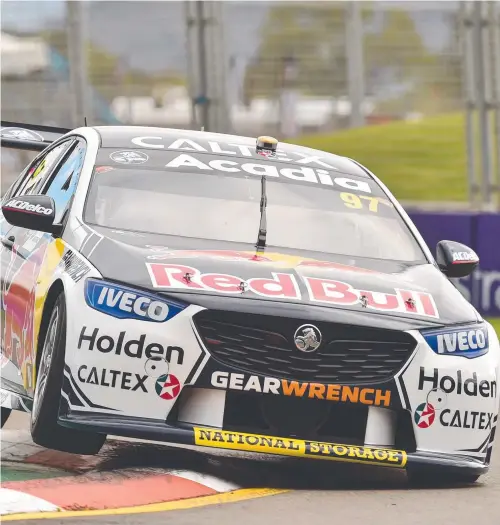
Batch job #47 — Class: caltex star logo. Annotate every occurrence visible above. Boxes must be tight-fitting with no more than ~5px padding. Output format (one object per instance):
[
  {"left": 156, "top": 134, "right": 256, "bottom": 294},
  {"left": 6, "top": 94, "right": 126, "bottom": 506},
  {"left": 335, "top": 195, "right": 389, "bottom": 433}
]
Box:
[
  {"left": 414, "top": 402, "right": 436, "bottom": 428},
  {"left": 155, "top": 374, "right": 181, "bottom": 400}
]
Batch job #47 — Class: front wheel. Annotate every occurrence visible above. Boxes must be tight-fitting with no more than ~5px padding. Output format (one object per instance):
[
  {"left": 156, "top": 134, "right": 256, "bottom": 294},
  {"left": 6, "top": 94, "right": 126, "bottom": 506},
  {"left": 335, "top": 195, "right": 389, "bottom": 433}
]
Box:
[{"left": 30, "top": 293, "right": 106, "bottom": 455}]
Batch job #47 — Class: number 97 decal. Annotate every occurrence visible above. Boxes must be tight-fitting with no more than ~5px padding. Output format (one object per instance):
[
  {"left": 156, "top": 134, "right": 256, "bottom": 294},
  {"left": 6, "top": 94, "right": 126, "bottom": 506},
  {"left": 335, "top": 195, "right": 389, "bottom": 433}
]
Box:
[{"left": 340, "top": 192, "right": 393, "bottom": 213}]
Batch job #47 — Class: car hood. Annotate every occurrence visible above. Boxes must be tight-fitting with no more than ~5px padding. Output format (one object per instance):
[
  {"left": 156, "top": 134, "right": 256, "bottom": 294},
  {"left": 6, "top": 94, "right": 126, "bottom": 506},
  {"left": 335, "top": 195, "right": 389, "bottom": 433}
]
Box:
[{"left": 82, "top": 228, "right": 479, "bottom": 328}]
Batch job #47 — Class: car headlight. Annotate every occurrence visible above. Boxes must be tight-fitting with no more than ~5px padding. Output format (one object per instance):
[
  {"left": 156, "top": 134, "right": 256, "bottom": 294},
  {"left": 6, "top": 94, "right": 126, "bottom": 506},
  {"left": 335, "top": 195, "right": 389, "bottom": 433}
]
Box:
[
  {"left": 420, "top": 322, "right": 489, "bottom": 359},
  {"left": 84, "top": 278, "right": 185, "bottom": 323}
]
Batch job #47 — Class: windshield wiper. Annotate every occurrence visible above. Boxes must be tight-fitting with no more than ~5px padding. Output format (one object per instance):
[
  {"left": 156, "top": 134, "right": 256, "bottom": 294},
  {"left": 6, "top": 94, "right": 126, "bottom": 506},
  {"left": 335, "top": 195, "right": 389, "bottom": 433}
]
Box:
[{"left": 255, "top": 175, "right": 267, "bottom": 252}]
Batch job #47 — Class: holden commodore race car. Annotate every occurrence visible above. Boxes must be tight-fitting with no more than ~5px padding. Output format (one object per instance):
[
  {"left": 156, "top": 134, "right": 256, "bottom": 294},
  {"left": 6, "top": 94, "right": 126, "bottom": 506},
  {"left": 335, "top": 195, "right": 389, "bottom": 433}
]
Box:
[{"left": 1, "top": 121, "right": 499, "bottom": 486}]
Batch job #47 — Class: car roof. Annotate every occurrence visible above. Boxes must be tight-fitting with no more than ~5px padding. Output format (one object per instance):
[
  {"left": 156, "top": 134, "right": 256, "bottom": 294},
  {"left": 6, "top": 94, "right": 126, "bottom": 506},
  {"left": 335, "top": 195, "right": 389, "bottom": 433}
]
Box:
[{"left": 92, "top": 126, "right": 370, "bottom": 178}]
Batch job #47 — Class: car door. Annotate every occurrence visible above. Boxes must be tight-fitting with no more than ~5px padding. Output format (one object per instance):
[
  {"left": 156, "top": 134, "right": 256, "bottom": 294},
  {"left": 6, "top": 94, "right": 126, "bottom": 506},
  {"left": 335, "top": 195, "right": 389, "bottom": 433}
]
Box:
[{"left": 0, "top": 139, "right": 86, "bottom": 395}]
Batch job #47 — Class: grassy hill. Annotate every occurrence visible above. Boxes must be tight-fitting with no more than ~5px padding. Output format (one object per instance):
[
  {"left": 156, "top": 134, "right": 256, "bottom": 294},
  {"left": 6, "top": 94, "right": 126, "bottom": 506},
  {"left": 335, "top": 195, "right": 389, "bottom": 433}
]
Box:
[
  {"left": 296, "top": 116, "right": 500, "bottom": 328},
  {"left": 294, "top": 113, "right": 469, "bottom": 202}
]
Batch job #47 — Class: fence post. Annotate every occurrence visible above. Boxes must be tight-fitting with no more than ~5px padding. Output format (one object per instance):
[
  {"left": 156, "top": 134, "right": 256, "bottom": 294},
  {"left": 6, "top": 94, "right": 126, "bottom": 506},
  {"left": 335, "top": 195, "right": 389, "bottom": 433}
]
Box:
[
  {"left": 490, "top": 0, "right": 500, "bottom": 208},
  {"left": 184, "top": 1, "right": 230, "bottom": 133},
  {"left": 279, "top": 56, "right": 299, "bottom": 138},
  {"left": 345, "top": 2, "right": 365, "bottom": 128},
  {"left": 461, "top": 2, "right": 479, "bottom": 208},
  {"left": 66, "top": 0, "right": 90, "bottom": 128},
  {"left": 471, "top": 1, "right": 495, "bottom": 209}
]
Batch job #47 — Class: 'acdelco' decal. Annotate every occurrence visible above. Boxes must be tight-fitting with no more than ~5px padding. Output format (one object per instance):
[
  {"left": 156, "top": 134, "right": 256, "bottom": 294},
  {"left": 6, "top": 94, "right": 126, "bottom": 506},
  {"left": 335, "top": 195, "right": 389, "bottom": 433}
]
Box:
[
  {"left": 4, "top": 199, "right": 53, "bottom": 215},
  {"left": 452, "top": 251, "right": 478, "bottom": 264},
  {"left": 85, "top": 279, "right": 185, "bottom": 322}
]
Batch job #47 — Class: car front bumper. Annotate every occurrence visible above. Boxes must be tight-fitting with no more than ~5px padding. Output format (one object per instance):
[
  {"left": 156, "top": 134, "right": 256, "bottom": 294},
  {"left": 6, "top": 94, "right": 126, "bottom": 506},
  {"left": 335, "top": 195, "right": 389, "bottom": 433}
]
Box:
[
  {"left": 62, "top": 285, "right": 500, "bottom": 475},
  {"left": 58, "top": 411, "right": 490, "bottom": 477}
]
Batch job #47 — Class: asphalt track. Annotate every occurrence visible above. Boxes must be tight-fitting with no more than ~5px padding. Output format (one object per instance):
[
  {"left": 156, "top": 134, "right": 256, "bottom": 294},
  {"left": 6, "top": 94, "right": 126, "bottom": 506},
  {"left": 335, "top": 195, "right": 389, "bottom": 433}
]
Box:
[{"left": 2, "top": 412, "right": 499, "bottom": 525}]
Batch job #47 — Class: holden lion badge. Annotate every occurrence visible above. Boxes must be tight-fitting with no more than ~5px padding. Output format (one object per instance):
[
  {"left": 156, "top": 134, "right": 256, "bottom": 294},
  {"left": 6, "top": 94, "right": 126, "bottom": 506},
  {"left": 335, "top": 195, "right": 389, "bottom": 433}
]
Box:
[
  {"left": 110, "top": 150, "right": 149, "bottom": 165},
  {"left": 294, "top": 324, "right": 322, "bottom": 352}
]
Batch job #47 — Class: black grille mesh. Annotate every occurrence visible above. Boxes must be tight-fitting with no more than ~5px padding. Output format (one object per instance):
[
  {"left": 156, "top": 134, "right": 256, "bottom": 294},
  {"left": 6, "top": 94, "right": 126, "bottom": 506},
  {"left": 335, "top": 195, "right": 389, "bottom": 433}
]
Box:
[{"left": 194, "top": 310, "right": 417, "bottom": 383}]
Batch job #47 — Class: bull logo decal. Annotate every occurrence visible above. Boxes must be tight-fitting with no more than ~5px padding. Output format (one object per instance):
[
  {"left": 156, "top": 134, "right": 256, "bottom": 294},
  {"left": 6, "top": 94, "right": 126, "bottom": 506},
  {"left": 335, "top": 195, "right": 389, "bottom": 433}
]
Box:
[{"left": 294, "top": 324, "right": 322, "bottom": 353}]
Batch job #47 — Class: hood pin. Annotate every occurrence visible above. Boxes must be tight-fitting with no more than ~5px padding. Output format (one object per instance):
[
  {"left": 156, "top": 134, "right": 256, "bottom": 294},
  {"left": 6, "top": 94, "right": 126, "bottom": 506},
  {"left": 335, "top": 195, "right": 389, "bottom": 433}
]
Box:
[
  {"left": 183, "top": 272, "right": 192, "bottom": 283},
  {"left": 359, "top": 295, "right": 368, "bottom": 308},
  {"left": 405, "top": 298, "right": 416, "bottom": 309},
  {"left": 239, "top": 281, "right": 248, "bottom": 293}
]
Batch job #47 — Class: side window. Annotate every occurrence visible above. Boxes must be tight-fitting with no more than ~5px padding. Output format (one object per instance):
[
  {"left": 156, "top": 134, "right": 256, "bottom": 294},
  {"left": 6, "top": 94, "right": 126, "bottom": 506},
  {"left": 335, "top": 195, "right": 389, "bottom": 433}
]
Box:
[
  {"left": 16, "top": 140, "right": 74, "bottom": 198},
  {"left": 42, "top": 141, "right": 86, "bottom": 223}
]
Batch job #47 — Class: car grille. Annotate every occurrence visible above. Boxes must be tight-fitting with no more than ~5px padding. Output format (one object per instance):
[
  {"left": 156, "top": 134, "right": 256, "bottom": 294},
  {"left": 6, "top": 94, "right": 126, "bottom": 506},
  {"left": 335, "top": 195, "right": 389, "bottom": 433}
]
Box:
[{"left": 193, "top": 310, "right": 417, "bottom": 383}]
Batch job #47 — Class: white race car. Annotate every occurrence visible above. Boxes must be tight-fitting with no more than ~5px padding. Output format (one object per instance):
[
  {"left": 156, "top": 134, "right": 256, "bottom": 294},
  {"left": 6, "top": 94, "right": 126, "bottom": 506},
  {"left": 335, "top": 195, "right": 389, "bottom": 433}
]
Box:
[{"left": 1, "top": 122, "right": 498, "bottom": 486}]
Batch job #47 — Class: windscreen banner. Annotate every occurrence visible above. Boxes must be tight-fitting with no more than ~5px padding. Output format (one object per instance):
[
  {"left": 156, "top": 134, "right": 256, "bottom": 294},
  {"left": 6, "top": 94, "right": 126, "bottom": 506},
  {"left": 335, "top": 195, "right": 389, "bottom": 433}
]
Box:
[{"left": 408, "top": 211, "right": 500, "bottom": 317}]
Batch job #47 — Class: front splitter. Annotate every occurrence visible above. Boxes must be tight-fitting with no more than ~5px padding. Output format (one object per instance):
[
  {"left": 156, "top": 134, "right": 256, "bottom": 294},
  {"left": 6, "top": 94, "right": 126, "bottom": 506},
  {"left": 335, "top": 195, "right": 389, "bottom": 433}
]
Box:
[{"left": 59, "top": 412, "right": 489, "bottom": 476}]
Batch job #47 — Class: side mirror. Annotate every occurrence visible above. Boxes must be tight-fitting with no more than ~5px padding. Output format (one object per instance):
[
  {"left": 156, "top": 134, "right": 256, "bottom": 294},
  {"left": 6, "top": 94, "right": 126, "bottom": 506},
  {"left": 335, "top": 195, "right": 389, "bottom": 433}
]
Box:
[
  {"left": 2, "top": 195, "right": 61, "bottom": 235},
  {"left": 436, "top": 240, "right": 479, "bottom": 278}
]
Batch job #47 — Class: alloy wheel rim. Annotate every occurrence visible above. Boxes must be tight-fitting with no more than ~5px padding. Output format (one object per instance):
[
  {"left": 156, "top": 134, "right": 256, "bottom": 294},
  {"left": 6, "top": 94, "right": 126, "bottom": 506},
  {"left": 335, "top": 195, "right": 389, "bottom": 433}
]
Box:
[{"left": 32, "top": 307, "right": 58, "bottom": 422}]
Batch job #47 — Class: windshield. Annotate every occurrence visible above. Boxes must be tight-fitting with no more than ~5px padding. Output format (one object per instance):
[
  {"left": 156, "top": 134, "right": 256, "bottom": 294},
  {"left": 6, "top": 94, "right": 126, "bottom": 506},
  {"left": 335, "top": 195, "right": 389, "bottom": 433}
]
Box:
[{"left": 84, "top": 156, "right": 426, "bottom": 263}]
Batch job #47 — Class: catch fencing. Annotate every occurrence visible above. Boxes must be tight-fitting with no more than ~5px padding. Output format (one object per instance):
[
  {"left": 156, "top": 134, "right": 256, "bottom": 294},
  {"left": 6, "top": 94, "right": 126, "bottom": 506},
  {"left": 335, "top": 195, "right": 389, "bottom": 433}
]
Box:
[
  {"left": 2, "top": 1, "right": 499, "bottom": 206},
  {"left": 1, "top": 1, "right": 473, "bottom": 131}
]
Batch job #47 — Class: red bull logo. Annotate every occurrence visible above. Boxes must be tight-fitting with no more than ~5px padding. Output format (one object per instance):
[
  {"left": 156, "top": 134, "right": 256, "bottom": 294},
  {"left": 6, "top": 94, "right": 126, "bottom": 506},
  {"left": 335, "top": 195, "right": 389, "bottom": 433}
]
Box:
[{"left": 1, "top": 235, "right": 49, "bottom": 386}]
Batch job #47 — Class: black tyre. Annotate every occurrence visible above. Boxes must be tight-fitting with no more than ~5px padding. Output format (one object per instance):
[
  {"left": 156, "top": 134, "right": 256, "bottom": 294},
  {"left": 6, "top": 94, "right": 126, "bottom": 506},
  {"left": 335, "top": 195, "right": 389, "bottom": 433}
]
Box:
[
  {"left": 1, "top": 407, "right": 12, "bottom": 428},
  {"left": 407, "top": 468, "right": 480, "bottom": 487},
  {"left": 31, "top": 293, "right": 106, "bottom": 454}
]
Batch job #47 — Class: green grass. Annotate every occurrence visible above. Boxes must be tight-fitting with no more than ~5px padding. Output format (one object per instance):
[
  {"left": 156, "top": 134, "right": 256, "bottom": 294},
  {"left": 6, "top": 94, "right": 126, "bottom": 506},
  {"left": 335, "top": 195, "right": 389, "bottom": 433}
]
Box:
[
  {"left": 294, "top": 119, "right": 500, "bottom": 330},
  {"left": 294, "top": 113, "right": 470, "bottom": 202},
  {"left": 488, "top": 318, "right": 500, "bottom": 336}
]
